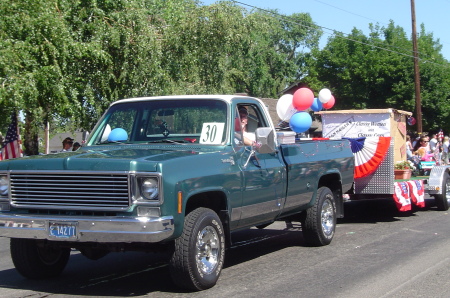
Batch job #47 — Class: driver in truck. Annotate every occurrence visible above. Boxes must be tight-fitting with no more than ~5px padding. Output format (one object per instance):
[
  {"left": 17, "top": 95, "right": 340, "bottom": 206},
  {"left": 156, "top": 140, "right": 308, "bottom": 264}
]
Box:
[{"left": 238, "top": 106, "right": 257, "bottom": 146}]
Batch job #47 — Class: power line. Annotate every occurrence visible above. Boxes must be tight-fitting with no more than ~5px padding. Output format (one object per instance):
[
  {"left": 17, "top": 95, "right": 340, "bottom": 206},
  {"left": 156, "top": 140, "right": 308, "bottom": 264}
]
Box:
[
  {"left": 229, "top": 0, "right": 449, "bottom": 67},
  {"left": 313, "top": 0, "right": 390, "bottom": 27},
  {"left": 311, "top": 0, "right": 445, "bottom": 62}
]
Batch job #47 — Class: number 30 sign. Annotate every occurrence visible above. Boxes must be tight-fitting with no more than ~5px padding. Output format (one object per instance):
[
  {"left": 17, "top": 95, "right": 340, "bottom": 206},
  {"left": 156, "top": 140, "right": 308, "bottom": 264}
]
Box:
[{"left": 200, "top": 123, "right": 225, "bottom": 144}]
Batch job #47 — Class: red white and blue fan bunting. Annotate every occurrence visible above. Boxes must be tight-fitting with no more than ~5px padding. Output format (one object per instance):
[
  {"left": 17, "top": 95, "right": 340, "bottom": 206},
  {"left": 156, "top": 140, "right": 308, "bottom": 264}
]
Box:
[
  {"left": 393, "top": 182, "right": 412, "bottom": 211},
  {"left": 407, "top": 180, "right": 425, "bottom": 208},
  {"left": 346, "top": 137, "right": 391, "bottom": 179}
]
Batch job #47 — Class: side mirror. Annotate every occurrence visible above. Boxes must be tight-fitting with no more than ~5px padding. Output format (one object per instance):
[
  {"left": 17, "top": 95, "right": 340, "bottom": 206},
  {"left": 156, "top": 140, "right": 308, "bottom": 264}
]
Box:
[
  {"left": 82, "top": 131, "right": 90, "bottom": 142},
  {"left": 255, "top": 127, "right": 276, "bottom": 154}
]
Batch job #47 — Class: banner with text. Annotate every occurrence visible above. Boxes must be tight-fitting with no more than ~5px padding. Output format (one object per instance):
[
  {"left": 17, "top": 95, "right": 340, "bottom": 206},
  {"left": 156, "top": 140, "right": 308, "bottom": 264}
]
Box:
[{"left": 322, "top": 113, "right": 391, "bottom": 139}]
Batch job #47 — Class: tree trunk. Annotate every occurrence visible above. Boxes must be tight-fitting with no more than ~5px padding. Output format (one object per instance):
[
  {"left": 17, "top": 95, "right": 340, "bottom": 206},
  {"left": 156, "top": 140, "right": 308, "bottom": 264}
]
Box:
[{"left": 23, "top": 111, "right": 39, "bottom": 156}]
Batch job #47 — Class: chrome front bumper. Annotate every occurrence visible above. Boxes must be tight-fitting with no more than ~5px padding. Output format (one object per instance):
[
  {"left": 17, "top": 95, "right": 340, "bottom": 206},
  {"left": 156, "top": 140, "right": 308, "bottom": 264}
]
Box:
[{"left": 0, "top": 214, "right": 174, "bottom": 243}]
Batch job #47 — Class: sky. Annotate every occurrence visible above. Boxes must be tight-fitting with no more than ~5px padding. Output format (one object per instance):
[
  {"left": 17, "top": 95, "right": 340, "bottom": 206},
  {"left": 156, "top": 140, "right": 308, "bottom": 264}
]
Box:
[{"left": 200, "top": 0, "right": 450, "bottom": 61}]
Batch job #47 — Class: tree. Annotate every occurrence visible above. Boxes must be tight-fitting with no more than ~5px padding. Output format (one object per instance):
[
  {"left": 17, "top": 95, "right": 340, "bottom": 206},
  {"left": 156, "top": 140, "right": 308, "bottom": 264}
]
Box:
[
  {"left": 0, "top": 0, "right": 80, "bottom": 155},
  {"left": 0, "top": 0, "right": 171, "bottom": 154},
  {"left": 414, "top": 24, "right": 450, "bottom": 132},
  {"left": 0, "top": 0, "right": 322, "bottom": 153},
  {"left": 309, "top": 20, "right": 450, "bottom": 132}
]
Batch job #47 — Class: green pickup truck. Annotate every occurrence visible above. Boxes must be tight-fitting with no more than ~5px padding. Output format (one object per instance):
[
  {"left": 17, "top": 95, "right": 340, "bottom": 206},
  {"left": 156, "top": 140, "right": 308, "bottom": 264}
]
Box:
[{"left": 0, "top": 95, "right": 354, "bottom": 290}]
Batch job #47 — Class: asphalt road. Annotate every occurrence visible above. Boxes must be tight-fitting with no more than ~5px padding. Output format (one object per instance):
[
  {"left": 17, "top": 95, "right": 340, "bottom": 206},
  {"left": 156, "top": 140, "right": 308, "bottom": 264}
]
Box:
[{"left": 0, "top": 196, "right": 449, "bottom": 298}]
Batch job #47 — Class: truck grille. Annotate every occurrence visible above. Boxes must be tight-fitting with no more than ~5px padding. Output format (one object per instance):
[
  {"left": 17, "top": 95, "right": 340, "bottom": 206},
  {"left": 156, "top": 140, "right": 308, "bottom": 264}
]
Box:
[{"left": 10, "top": 172, "right": 130, "bottom": 211}]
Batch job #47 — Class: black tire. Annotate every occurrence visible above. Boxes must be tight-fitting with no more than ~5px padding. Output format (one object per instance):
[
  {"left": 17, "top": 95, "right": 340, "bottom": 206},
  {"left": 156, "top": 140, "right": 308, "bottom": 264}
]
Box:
[
  {"left": 169, "top": 208, "right": 225, "bottom": 291},
  {"left": 434, "top": 172, "right": 450, "bottom": 211},
  {"left": 256, "top": 223, "right": 271, "bottom": 229},
  {"left": 301, "top": 187, "right": 336, "bottom": 246},
  {"left": 79, "top": 247, "right": 109, "bottom": 260},
  {"left": 10, "top": 238, "right": 71, "bottom": 279}
]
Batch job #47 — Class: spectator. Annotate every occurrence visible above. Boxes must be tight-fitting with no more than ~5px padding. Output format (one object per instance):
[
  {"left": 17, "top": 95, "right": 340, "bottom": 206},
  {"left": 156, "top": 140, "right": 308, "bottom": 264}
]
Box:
[
  {"left": 442, "top": 136, "right": 449, "bottom": 165},
  {"left": 413, "top": 136, "right": 429, "bottom": 153},
  {"left": 61, "top": 137, "right": 74, "bottom": 152},
  {"left": 416, "top": 148, "right": 434, "bottom": 161},
  {"left": 72, "top": 142, "right": 81, "bottom": 151},
  {"left": 406, "top": 135, "right": 413, "bottom": 158},
  {"left": 412, "top": 135, "right": 420, "bottom": 148},
  {"left": 429, "top": 134, "right": 438, "bottom": 152},
  {"left": 237, "top": 107, "right": 256, "bottom": 146}
]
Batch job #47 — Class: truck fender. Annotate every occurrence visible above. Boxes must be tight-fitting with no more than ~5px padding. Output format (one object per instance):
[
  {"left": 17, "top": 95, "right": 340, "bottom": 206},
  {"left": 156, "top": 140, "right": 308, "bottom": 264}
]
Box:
[
  {"left": 317, "top": 172, "right": 344, "bottom": 218},
  {"left": 183, "top": 188, "right": 233, "bottom": 246}
]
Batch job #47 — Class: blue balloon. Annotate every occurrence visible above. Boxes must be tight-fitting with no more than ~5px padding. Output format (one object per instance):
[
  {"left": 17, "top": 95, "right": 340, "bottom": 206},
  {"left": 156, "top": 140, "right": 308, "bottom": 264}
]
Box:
[
  {"left": 310, "top": 97, "right": 323, "bottom": 112},
  {"left": 289, "top": 112, "right": 312, "bottom": 133},
  {"left": 108, "top": 128, "right": 128, "bottom": 142}
]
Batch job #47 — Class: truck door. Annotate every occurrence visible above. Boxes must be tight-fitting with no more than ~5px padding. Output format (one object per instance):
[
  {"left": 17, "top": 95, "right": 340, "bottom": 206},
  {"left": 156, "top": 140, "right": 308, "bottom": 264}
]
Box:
[{"left": 233, "top": 104, "right": 285, "bottom": 228}]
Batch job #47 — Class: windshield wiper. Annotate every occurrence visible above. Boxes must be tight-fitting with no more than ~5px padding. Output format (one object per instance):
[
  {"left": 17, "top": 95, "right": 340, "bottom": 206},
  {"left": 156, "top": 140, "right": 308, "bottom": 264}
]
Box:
[
  {"left": 98, "top": 140, "right": 129, "bottom": 145},
  {"left": 147, "top": 139, "right": 186, "bottom": 144}
]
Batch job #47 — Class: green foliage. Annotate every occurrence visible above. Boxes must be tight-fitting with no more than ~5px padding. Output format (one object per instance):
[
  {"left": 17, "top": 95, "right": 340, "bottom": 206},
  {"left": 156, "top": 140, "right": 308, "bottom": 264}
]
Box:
[
  {"left": 308, "top": 20, "right": 450, "bottom": 133},
  {"left": 1, "top": 0, "right": 449, "bottom": 153}
]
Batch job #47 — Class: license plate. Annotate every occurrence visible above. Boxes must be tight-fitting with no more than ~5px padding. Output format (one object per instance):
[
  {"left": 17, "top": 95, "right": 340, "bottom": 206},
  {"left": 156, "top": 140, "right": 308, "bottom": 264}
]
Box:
[{"left": 49, "top": 222, "right": 77, "bottom": 239}]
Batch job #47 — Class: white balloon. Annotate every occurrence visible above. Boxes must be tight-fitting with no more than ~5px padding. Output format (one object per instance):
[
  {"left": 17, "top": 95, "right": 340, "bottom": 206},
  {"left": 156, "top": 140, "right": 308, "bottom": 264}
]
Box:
[
  {"left": 318, "top": 88, "right": 332, "bottom": 103},
  {"left": 276, "top": 94, "right": 297, "bottom": 121},
  {"left": 101, "top": 124, "right": 111, "bottom": 142}
]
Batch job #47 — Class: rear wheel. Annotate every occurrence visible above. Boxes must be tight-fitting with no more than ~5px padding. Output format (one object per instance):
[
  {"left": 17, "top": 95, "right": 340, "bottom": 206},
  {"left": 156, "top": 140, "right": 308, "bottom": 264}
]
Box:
[
  {"left": 434, "top": 172, "right": 450, "bottom": 211},
  {"left": 10, "top": 238, "right": 70, "bottom": 279},
  {"left": 301, "top": 187, "right": 336, "bottom": 246},
  {"left": 169, "top": 208, "right": 225, "bottom": 291}
]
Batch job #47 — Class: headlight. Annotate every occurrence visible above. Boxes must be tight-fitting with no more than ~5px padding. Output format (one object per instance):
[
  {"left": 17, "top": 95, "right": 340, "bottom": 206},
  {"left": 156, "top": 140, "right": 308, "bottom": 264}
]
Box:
[
  {"left": 140, "top": 177, "right": 159, "bottom": 200},
  {"left": 0, "top": 174, "right": 9, "bottom": 198}
]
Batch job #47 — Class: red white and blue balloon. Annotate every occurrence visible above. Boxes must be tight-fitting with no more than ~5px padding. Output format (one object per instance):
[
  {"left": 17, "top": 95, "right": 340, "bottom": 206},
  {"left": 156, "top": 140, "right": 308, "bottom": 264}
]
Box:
[
  {"left": 289, "top": 112, "right": 312, "bottom": 133},
  {"left": 310, "top": 97, "right": 323, "bottom": 112},
  {"left": 322, "top": 95, "right": 335, "bottom": 109},
  {"left": 407, "top": 117, "right": 416, "bottom": 125},
  {"left": 292, "top": 88, "right": 314, "bottom": 111},
  {"left": 276, "top": 94, "right": 297, "bottom": 121},
  {"left": 318, "top": 88, "right": 332, "bottom": 103}
]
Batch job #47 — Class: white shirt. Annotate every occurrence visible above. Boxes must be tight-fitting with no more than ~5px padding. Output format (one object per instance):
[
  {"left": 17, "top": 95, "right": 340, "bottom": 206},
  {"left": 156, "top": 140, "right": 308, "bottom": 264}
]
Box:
[
  {"left": 430, "top": 138, "right": 438, "bottom": 151},
  {"left": 243, "top": 131, "right": 255, "bottom": 142}
]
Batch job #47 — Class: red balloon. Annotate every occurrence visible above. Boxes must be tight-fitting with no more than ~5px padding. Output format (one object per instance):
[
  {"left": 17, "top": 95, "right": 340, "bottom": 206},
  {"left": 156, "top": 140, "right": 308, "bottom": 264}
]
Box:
[
  {"left": 292, "top": 88, "right": 314, "bottom": 111},
  {"left": 323, "top": 95, "right": 335, "bottom": 109}
]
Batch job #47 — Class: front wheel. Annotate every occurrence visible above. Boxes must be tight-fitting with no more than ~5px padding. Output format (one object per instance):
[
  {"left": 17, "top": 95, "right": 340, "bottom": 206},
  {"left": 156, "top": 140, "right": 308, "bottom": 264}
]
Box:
[
  {"left": 434, "top": 172, "right": 450, "bottom": 211},
  {"left": 10, "top": 238, "right": 71, "bottom": 279},
  {"left": 301, "top": 187, "right": 336, "bottom": 246},
  {"left": 169, "top": 208, "right": 225, "bottom": 291}
]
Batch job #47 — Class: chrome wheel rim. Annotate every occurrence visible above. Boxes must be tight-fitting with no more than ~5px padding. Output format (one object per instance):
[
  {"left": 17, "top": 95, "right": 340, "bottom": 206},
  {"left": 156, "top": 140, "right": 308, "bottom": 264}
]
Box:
[
  {"left": 196, "top": 226, "right": 220, "bottom": 275},
  {"left": 446, "top": 179, "right": 450, "bottom": 204},
  {"left": 321, "top": 199, "right": 334, "bottom": 236}
]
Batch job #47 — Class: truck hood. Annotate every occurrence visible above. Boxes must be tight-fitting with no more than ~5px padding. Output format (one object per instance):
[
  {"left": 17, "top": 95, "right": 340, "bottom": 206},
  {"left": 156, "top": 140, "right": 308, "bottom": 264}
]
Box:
[{"left": 0, "top": 145, "right": 217, "bottom": 172}]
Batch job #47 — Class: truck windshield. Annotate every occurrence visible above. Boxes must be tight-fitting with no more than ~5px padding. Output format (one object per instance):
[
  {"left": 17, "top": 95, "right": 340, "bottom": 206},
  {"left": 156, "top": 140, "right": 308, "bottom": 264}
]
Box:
[{"left": 90, "top": 99, "right": 228, "bottom": 145}]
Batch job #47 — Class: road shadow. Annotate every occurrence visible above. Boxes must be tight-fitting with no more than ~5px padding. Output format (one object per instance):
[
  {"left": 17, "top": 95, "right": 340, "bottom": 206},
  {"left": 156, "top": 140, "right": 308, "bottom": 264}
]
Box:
[
  {"left": 0, "top": 227, "right": 306, "bottom": 296},
  {"left": 0, "top": 197, "right": 442, "bottom": 295},
  {"left": 0, "top": 250, "right": 179, "bottom": 296},
  {"left": 225, "top": 226, "right": 304, "bottom": 268},
  {"left": 339, "top": 196, "right": 437, "bottom": 224}
]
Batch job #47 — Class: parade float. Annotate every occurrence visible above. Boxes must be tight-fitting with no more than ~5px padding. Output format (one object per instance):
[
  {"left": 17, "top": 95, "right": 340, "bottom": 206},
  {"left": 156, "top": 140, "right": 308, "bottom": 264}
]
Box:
[
  {"left": 275, "top": 86, "right": 450, "bottom": 212},
  {"left": 317, "top": 108, "right": 450, "bottom": 212}
]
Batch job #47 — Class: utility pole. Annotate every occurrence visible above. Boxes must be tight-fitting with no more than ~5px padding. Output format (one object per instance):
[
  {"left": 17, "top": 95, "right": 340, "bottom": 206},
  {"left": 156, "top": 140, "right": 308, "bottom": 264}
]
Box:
[{"left": 411, "top": 0, "right": 422, "bottom": 134}]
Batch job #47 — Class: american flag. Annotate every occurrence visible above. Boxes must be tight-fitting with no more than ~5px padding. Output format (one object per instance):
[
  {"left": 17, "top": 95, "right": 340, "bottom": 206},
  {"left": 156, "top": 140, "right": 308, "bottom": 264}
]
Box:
[
  {"left": 437, "top": 129, "right": 444, "bottom": 141},
  {"left": 0, "top": 112, "right": 22, "bottom": 160}
]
